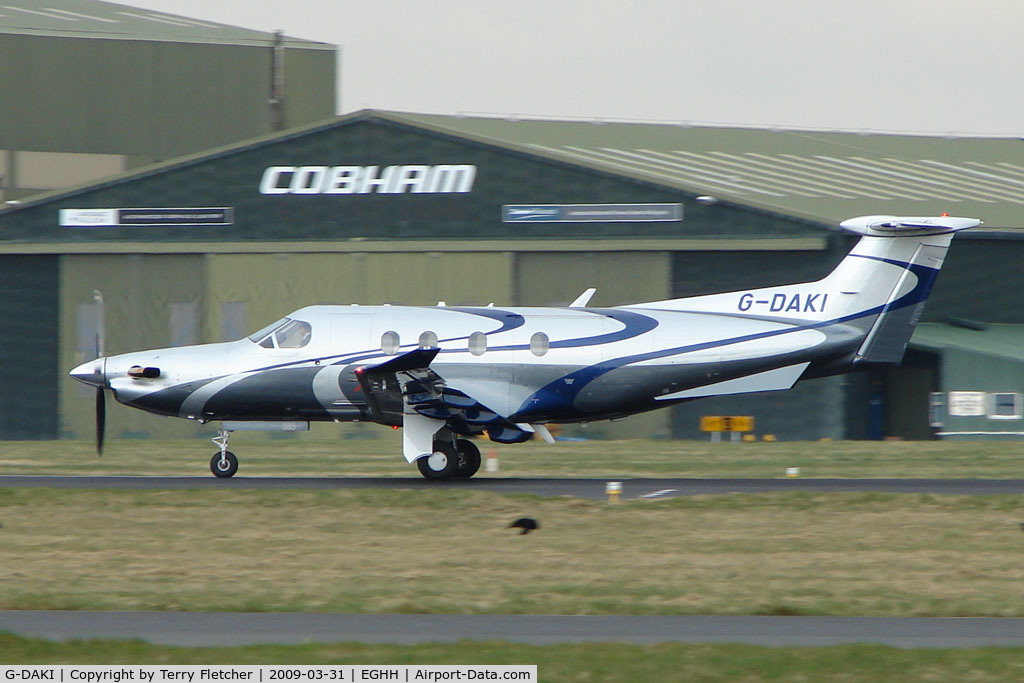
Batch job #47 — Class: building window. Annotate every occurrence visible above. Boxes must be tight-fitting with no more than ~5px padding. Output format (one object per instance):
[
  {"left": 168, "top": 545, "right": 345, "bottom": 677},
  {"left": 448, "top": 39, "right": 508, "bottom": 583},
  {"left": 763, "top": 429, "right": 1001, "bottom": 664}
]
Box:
[
  {"left": 170, "top": 302, "right": 198, "bottom": 347},
  {"left": 221, "top": 302, "right": 247, "bottom": 341},
  {"left": 988, "top": 393, "right": 1022, "bottom": 420},
  {"left": 468, "top": 331, "right": 487, "bottom": 356},
  {"left": 530, "top": 331, "right": 549, "bottom": 356},
  {"left": 381, "top": 330, "right": 400, "bottom": 355},
  {"left": 928, "top": 392, "right": 945, "bottom": 428},
  {"left": 418, "top": 331, "right": 438, "bottom": 349}
]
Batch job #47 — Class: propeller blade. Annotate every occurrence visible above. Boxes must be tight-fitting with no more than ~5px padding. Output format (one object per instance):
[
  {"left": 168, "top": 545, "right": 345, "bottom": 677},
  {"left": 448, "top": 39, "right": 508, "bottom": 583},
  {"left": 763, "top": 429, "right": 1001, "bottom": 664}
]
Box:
[{"left": 95, "top": 387, "right": 106, "bottom": 456}]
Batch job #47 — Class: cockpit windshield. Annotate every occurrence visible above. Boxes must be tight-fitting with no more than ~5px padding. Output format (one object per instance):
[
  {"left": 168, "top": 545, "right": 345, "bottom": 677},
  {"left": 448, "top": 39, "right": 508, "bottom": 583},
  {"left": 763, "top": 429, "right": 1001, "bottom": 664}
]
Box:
[
  {"left": 248, "top": 318, "right": 289, "bottom": 343},
  {"left": 247, "top": 317, "right": 312, "bottom": 349}
]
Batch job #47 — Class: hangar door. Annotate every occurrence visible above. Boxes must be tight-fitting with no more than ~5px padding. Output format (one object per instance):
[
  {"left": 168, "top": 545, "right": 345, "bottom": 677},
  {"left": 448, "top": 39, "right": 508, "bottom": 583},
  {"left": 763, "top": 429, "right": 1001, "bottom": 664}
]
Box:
[
  {"left": 0, "top": 255, "right": 59, "bottom": 438},
  {"left": 877, "top": 350, "right": 940, "bottom": 440}
]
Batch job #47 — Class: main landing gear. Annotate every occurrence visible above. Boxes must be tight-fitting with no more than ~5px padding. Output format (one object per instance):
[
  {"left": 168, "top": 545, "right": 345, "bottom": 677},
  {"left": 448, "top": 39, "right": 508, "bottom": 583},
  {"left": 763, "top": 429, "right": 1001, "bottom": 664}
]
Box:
[
  {"left": 210, "top": 428, "right": 238, "bottom": 478},
  {"left": 416, "top": 437, "right": 482, "bottom": 480}
]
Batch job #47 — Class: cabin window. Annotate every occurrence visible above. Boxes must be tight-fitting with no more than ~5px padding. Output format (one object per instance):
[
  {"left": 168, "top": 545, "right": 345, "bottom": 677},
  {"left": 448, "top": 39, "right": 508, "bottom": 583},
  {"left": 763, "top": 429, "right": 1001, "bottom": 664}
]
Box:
[
  {"left": 419, "top": 331, "right": 438, "bottom": 349},
  {"left": 468, "top": 331, "right": 487, "bottom": 356},
  {"left": 381, "top": 330, "right": 400, "bottom": 355},
  {"left": 530, "top": 331, "right": 549, "bottom": 356}
]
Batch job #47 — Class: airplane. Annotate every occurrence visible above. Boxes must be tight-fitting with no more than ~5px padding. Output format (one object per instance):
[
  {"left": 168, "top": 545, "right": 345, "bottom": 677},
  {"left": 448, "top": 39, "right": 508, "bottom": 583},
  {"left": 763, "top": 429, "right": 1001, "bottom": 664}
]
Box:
[{"left": 70, "top": 214, "right": 980, "bottom": 479}]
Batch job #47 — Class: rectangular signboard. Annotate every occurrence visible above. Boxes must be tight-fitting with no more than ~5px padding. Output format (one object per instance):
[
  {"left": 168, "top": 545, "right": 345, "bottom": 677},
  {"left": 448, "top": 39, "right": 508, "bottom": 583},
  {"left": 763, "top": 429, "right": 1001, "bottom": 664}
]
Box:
[
  {"left": 60, "top": 207, "right": 233, "bottom": 228},
  {"left": 503, "top": 203, "right": 683, "bottom": 223},
  {"left": 947, "top": 391, "right": 987, "bottom": 417}
]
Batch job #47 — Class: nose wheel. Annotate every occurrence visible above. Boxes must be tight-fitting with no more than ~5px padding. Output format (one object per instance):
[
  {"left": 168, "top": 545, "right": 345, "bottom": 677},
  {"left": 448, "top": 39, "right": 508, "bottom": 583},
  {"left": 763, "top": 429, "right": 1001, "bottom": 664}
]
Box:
[
  {"left": 210, "top": 429, "right": 238, "bottom": 478},
  {"left": 210, "top": 451, "right": 238, "bottom": 478}
]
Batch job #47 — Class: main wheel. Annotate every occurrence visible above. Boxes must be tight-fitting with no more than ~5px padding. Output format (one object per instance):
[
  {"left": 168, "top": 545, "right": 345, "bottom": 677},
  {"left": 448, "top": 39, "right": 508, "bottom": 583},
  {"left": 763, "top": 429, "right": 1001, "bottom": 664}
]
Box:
[
  {"left": 416, "top": 441, "right": 458, "bottom": 480},
  {"left": 454, "top": 438, "right": 482, "bottom": 478},
  {"left": 210, "top": 451, "right": 238, "bottom": 478}
]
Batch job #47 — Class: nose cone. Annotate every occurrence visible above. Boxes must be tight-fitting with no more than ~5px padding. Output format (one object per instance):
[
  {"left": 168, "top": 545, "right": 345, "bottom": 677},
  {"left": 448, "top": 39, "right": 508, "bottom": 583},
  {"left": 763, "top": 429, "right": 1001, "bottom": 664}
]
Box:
[{"left": 70, "top": 358, "right": 106, "bottom": 388}]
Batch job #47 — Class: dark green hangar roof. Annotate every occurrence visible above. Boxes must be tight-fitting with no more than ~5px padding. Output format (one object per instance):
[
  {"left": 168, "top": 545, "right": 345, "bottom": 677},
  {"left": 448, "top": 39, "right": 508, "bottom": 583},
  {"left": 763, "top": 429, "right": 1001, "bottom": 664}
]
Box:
[
  {"left": 3, "top": 109, "right": 1024, "bottom": 248},
  {"left": 397, "top": 112, "right": 1024, "bottom": 231},
  {"left": 0, "top": 0, "right": 331, "bottom": 48}
]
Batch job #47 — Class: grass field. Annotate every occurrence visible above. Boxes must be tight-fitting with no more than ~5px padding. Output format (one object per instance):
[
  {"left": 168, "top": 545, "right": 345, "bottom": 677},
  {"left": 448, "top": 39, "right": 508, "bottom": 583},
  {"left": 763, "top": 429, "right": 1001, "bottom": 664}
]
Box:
[
  {"left": 5, "top": 635, "right": 1024, "bottom": 682},
  {"left": 3, "top": 435, "right": 1024, "bottom": 479},
  {"left": 5, "top": 437, "right": 1024, "bottom": 676},
  {"left": 3, "top": 486, "right": 1024, "bottom": 616}
]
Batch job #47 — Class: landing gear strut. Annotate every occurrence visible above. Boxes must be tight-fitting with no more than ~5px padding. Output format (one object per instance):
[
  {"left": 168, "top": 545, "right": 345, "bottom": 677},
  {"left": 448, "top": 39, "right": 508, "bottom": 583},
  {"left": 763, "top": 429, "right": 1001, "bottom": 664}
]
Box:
[{"left": 210, "top": 428, "right": 238, "bottom": 478}]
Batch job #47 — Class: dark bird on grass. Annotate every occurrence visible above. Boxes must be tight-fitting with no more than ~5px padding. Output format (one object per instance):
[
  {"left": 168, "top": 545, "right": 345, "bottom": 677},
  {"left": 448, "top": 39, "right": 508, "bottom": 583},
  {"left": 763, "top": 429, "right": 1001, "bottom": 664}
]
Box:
[{"left": 509, "top": 517, "right": 539, "bottom": 535}]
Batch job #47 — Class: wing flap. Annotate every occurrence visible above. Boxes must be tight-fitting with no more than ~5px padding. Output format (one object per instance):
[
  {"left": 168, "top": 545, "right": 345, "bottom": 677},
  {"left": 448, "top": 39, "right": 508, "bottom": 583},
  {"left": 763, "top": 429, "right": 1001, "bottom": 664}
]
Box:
[{"left": 354, "top": 348, "right": 533, "bottom": 445}]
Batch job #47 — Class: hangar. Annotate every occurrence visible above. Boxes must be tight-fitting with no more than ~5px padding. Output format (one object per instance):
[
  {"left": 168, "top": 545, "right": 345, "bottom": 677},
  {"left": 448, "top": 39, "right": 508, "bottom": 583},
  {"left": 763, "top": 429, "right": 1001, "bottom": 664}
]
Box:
[
  {"left": 3, "top": 107, "right": 1024, "bottom": 443},
  {"left": 0, "top": 0, "right": 335, "bottom": 202}
]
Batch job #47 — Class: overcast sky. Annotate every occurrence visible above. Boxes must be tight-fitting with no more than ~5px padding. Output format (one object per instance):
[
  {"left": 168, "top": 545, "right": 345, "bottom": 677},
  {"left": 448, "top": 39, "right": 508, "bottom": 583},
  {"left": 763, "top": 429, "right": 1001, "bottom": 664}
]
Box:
[{"left": 127, "top": 0, "right": 1024, "bottom": 136}]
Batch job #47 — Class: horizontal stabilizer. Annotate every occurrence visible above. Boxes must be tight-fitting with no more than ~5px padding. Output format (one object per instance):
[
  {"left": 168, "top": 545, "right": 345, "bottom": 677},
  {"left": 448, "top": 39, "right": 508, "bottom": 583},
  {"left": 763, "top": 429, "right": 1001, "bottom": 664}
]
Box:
[
  {"left": 655, "top": 363, "right": 810, "bottom": 401},
  {"left": 840, "top": 215, "right": 981, "bottom": 237}
]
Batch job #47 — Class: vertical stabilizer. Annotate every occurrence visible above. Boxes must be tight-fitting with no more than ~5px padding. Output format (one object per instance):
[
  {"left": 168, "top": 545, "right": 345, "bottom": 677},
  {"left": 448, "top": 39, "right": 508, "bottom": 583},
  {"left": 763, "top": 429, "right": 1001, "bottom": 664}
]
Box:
[
  {"left": 832, "top": 215, "right": 981, "bottom": 364},
  {"left": 629, "top": 214, "right": 980, "bottom": 366}
]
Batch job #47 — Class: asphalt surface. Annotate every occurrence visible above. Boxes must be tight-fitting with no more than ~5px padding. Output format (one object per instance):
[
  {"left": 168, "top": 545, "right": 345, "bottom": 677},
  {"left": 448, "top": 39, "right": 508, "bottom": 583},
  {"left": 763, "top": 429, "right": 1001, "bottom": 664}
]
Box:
[
  {"left": 5, "top": 611, "right": 1024, "bottom": 648},
  {"left": 4, "top": 475, "right": 1024, "bottom": 499}
]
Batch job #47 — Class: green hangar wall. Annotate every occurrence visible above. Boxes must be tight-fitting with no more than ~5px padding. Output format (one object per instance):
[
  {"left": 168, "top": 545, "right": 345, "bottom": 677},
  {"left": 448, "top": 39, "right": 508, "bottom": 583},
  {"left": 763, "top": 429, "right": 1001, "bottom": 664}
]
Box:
[{"left": 4, "top": 109, "right": 1021, "bottom": 443}]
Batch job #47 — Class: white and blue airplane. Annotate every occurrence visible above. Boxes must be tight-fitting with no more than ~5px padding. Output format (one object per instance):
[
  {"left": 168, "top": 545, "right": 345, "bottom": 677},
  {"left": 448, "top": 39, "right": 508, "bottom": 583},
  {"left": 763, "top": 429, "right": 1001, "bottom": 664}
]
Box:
[{"left": 70, "top": 214, "right": 979, "bottom": 479}]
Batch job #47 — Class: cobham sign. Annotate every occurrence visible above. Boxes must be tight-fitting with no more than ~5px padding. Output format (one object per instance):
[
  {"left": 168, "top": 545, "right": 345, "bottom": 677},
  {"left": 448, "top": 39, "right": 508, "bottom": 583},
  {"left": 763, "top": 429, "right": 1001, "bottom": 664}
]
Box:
[{"left": 259, "top": 164, "right": 476, "bottom": 195}]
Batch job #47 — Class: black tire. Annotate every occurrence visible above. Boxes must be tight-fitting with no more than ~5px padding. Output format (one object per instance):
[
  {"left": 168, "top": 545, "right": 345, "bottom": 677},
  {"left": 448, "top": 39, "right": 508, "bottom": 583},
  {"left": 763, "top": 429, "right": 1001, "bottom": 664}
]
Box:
[
  {"left": 454, "top": 438, "right": 482, "bottom": 478},
  {"left": 416, "top": 441, "right": 458, "bottom": 480},
  {"left": 210, "top": 451, "right": 239, "bottom": 478}
]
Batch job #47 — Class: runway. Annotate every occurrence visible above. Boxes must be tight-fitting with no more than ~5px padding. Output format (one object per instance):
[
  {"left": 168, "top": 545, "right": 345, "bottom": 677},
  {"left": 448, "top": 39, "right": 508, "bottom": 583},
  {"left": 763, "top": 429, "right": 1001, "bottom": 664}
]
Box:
[
  {"left": 4, "top": 611, "right": 1024, "bottom": 648},
  {"left": 3, "top": 475, "right": 1024, "bottom": 499}
]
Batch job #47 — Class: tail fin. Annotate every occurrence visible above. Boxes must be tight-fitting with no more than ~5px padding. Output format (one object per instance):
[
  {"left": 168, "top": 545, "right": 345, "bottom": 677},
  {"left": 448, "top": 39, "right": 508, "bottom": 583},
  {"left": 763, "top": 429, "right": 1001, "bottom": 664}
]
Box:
[
  {"left": 632, "top": 214, "right": 980, "bottom": 364},
  {"left": 830, "top": 215, "right": 980, "bottom": 364}
]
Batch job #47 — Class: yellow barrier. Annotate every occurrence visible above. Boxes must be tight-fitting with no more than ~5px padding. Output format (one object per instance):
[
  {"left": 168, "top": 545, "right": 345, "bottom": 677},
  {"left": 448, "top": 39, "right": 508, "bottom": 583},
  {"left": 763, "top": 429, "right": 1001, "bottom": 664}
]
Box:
[{"left": 700, "top": 415, "right": 754, "bottom": 433}]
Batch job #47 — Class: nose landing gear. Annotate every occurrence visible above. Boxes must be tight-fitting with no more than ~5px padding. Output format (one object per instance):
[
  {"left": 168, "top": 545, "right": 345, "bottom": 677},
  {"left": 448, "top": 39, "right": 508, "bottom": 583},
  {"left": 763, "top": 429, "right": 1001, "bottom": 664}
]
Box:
[{"left": 210, "top": 428, "right": 238, "bottom": 478}]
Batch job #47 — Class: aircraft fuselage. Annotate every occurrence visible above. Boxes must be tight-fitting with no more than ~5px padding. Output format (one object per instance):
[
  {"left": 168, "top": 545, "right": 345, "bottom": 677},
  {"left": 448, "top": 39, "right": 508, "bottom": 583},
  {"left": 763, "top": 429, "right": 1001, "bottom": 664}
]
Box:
[{"left": 97, "top": 303, "right": 860, "bottom": 427}]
